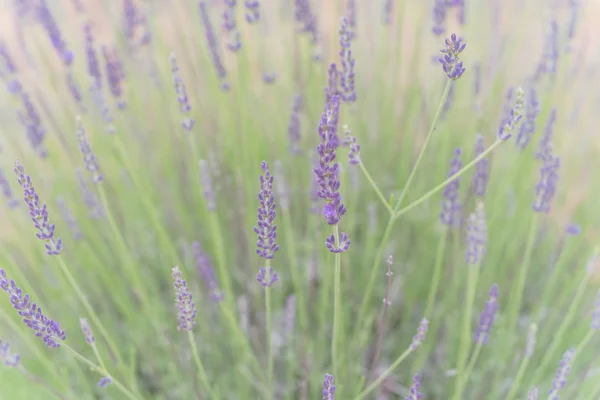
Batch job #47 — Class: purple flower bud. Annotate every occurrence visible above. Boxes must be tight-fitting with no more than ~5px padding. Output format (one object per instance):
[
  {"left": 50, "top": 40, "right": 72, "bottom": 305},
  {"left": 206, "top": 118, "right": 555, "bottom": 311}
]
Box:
[
  {"left": 439, "top": 33, "right": 466, "bottom": 80},
  {"left": 528, "top": 388, "right": 539, "bottom": 400},
  {"left": 98, "top": 376, "right": 113, "bottom": 388},
  {"left": 80, "top": 318, "right": 95, "bottom": 344},
  {"left": 0, "top": 269, "right": 66, "bottom": 347},
  {"left": 535, "top": 109, "right": 556, "bottom": 161},
  {"left": 66, "top": 73, "right": 87, "bottom": 114},
  {"left": 288, "top": 94, "right": 303, "bottom": 155},
  {"left": 256, "top": 267, "right": 278, "bottom": 287},
  {"left": 199, "top": 1, "right": 229, "bottom": 91},
  {"left": 472, "top": 135, "right": 489, "bottom": 197},
  {"left": 406, "top": 374, "right": 423, "bottom": 400},
  {"left": 76, "top": 116, "right": 103, "bottom": 183},
  {"left": 474, "top": 284, "right": 499, "bottom": 344},
  {"left": 123, "top": 0, "right": 151, "bottom": 49},
  {"left": 244, "top": 0, "right": 260, "bottom": 24},
  {"left": 497, "top": 87, "right": 525, "bottom": 140},
  {"left": 169, "top": 53, "right": 195, "bottom": 131},
  {"left": 346, "top": 0, "right": 356, "bottom": 40},
  {"left": 14, "top": 161, "right": 62, "bottom": 255},
  {"left": 254, "top": 161, "right": 280, "bottom": 259},
  {"left": 440, "top": 148, "right": 462, "bottom": 227},
  {"left": 465, "top": 202, "right": 487, "bottom": 264},
  {"left": 17, "top": 91, "right": 47, "bottom": 157},
  {"left": 37, "top": 0, "right": 73, "bottom": 65},
  {"left": 540, "top": 20, "right": 559, "bottom": 77},
  {"left": 325, "top": 63, "right": 340, "bottom": 104},
  {"left": 0, "top": 338, "right": 20, "bottom": 367},
  {"left": 565, "top": 223, "right": 580, "bottom": 236},
  {"left": 532, "top": 154, "right": 560, "bottom": 214},
  {"left": 339, "top": 17, "right": 356, "bottom": 103},
  {"left": 410, "top": 318, "right": 429, "bottom": 350},
  {"left": 171, "top": 266, "right": 197, "bottom": 331},
  {"left": 322, "top": 373, "right": 336, "bottom": 400},
  {"left": 344, "top": 125, "right": 360, "bottom": 165},
  {"left": 295, "top": 0, "right": 319, "bottom": 58},
  {"left": 548, "top": 348, "right": 575, "bottom": 399},
  {"left": 592, "top": 290, "right": 600, "bottom": 330},
  {"left": 382, "top": 0, "right": 393, "bottom": 25},
  {"left": 84, "top": 24, "right": 102, "bottom": 90},
  {"left": 103, "top": 46, "right": 126, "bottom": 110},
  {"left": 223, "top": 0, "right": 242, "bottom": 52},
  {"left": 515, "top": 87, "right": 540, "bottom": 149},
  {"left": 193, "top": 241, "right": 223, "bottom": 302},
  {"left": 432, "top": 0, "right": 447, "bottom": 36},
  {"left": 325, "top": 232, "right": 351, "bottom": 253},
  {"left": 262, "top": 72, "right": 276, "bottom": 84}
]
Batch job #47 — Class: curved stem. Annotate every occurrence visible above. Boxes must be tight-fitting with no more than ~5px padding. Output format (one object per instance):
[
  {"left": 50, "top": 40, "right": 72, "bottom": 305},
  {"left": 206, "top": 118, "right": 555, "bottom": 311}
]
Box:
[
  {"left": 264, "top": 259, "right": 274, "bottom": 400},
  {"left": 358, "top": 162, "right": 393, "bottom": 215},
  {"left": 188, "top": 330, "right": 217, "bottom": 399},
  {"left": 354, "top": 347, "right": 412, "bottom": 399},
  {"left": 455, "top": 341, "right": 483, "bottom": 399},
  {"left": 332, "top": 225, "right": 342, "bottom": 382}
]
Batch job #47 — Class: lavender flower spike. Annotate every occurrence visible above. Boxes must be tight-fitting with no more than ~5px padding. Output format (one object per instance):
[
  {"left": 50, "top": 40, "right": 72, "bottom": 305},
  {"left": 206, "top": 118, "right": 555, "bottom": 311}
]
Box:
[
  {"left": 515, "top": 87, "right": 540, "bottom": 149},
  {"left": 0, "top": 269, "right": 66, "bottom": 347},
  {"left": 254, "top": 161, "right": 280, "bottom": 259},
  {"left": 245, "top": 0, "right": 260, "bottom": 24},
  {"left": 440, "top": 148, "right": 463, "bottom": 227},
  {"left": 98, "top": 377, "right": 113, "bottom": 388},
  {"left": 344, "top": 125, "right": 361, "bottom": 165},
  {"left": 474, "top": 284, "right": 499, "bottom": 344},
  {"left": 223, "top": 0, "right": 241, "bottom": 52},
  {"left": 14, "top": 161, "right": 62, "bottom": 255},
  {"left": 256, "top": 267, "right": 278, "bottom": 287},
  {"left": 532, "top": 154, "right": 560, "bottom": 214},
  {"left": 199, "top": 1, "right": 230, "bottom": 91},
  {"left": 322, "top": 373, "right": 336, "bottom": 400},
  {"left": 170, "top": 53, "right": 195, "bottom": 132},
  {"left": 410, "top": 318, "right": 429, "bottom": 350},
  {"left": 76, "top": 116, "right": 103, "bottom": 183},
  {"left": 548, "top": 348, "right": 575, "bottom": 399},
  {"left": 339, "top": 17, "right": 356, "bottom": 103},
  {"left": 103, "top": 46, "right": 126, "bottom": 110},
  {"left": 465, "top": 202, "right": 487, "bottom": 264},
  {"left": 528, "top": 388, "right": 539, "bottom": 400},
  {"left": 498, "top": 87, "right": 525, "bottom": 140},
  {"left": 38, "top": 0, "right": 73, "bottom": 65},
  {"left": 193, "top": 241, "right": 223, "bottom": 301},
  {"left": 288, "top": 94, "right": 303, "bottom": 155},
  {"left": 439, "top": 33, "right": 466, "bottom": 80},
  {"left": 84, "top": 24, "right": 102, "bottom": 90},
  {"left": 171, "top": 266, "right": 197, "bottom": 331},
  {"left": 406, "top": 374, "right": 423, "bottom": 400},
  {"left": 0, "top": 167, "right": 19, "bottom": 208},
  {"left": 472, "top": 135, "right": 489, "bottom": 197},
  {"left": 80, "top": 318, "right": 95, "bottom": 344},
  {"left": 0, "top": 338, "right": 21, "bottom": 367},
  {"left": 535, "top": 108, "right": 556, "bottom": 161}
]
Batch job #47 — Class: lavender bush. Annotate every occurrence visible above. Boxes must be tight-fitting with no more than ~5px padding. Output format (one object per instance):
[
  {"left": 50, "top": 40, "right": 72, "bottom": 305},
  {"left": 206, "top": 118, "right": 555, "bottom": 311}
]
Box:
[{"left": 0, "top": 1, "right": 599, "bottom": 399}]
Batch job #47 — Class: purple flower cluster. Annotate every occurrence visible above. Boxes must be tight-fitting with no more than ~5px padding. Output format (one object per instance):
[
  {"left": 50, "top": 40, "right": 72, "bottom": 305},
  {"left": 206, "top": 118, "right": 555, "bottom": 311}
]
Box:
[
  {"left": 325, "top": 232, "right": 350, "bottom": 253},
  {"left": 295, "top": 0, "right": 319, "bottom": 49},
  {"left": 410, "top": 318, "right": 429, "bottom": 350},
  {"left": 14, "top": 161, "right": 62, "bottom": 255},
  {"left": 193, "top": 241, "right": 223, "bottom": 302},
  {"left": 17, "top": 91, "right": 47, "bottom": 157},
  {"left": 382, "top": 0, "right": 393, "bottom": 24},
  {"left": 440, "top": 148, "right": 463, "bottom": 227},
  {"left": 254, "top": 161, "right": 280, "bottom": 259},
  {"left": 548, "top": 348, "right": 575, "bottom": 399},
  {"left": 528, "top": 388, "right": 539, "bottom": 400},
  {"left": 76, "top": 116, "right": 103, "bottom": 183},
  {"left": 223, "top": 0, "right": 241, "bottom": 52},
  {"left": 344, "top": 125, "right": 361, "bottom": 165},
  {"left": 172, "top": 266, "right": 197, "bottom": 331},
  {"left": 346, "top": 0, "right": 356, "bottom": 40},
  {"left": 339, "top": 17, "right": 356, "bottom": 103},
  {"left": 98, "top": 376, "right": 113, "bottom": 388},
  {"left": 37, "top": 0, "right": 73, "bottom": 65},
  {"left": 199, "top": 1, "right": 229, "bottom": 91},
  {"left": 0, "top": 167, "right": 19, "bottom": 208},
  {"left": 66, "top": 73, "right": 87, "bottom": 113},
  {"left": 0, "top": 338, "right": 20, "bottom": 367},
  {"left": 84, "top": 24, "right": 102, "bottom": 90},
  {"left": 256, "top": 267, "right": 278, "bottom": 287},
  {"left": 245, "top": 0, "right": 260, "bottom": 24},
  {"left": 325, "top": 63, "right": 340, "bottom": 104},
  {"left": 288, "top": 94, "right": 302, "bottom": 155},
  {"left": 516, "top": 87, "right": 540, "bottom": 149},
  {"left": 535, "top": 109, "right": 556, "bottom": 161},
  {"left": 497, "top": 87, "right": 525, "bottom": 140},
  {"left": 474, "top": 284, "right": 499, "bottom": 344},
  {"left": 439, "top": 34, "right": 466, "bottom": 80},
  {"left": 123, "top": 0, "right": 151, "bottom": 48},
  {"left": 532, "top": 154, "right": 560, "bottom": 214},
  {"left": 432, "top": 0, "right": 447, "bottom": 36},
  {"left": 80, "top": 318, "right": 95, "bottom": 344},
  {"left": 406, "top": 374, "right": 423, "bottom": 400},
  {"left": 103, "top": 46, "right": 126, "bottom": 110},
  {"left": 0, "top": 41, "right": 17, "bottom": 75},
  {"left": 322, "top": 373, "right": 336, "bottom": 400},
  {"left": 0, "top": 269, "right": 66, "bottom": 347},
  {"left": 169, "top": 53, "right": 195, "bottom": 132},
  {"left": 465, "top": 202, "right": 487, "bottom": 264}
]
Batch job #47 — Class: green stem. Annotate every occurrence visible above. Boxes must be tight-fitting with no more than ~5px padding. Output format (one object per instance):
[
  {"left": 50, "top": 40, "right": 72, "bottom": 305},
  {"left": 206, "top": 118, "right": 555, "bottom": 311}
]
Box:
[
  {"left": 424, "top": 230, "right": 448, "bottom": 320},
  {"left": 358, "top": 162, "right": 393, "bottom": 215},
  {"left": 354, "top": 347, "right": 413, "bottom": 399},
  {"left": 451, "top": 263, "right": 480, "bottom": 400},
  {"left": 18, "top": 366, "right": 67, "bottom": 400},
  {"left": 188, "top": 330, "right": 217, "bottom": 399},
  {"left": 265, "top": 260, "right": 274, "bottom": 400},
  {"left": 456, "top": 341, "right": 483, "bottom": 398},
  {"left": 332, "top": 225, "right": 342, "bottom": 382},
  {"left": 504, "top": 324, "right": 537, "bottom": 400}
]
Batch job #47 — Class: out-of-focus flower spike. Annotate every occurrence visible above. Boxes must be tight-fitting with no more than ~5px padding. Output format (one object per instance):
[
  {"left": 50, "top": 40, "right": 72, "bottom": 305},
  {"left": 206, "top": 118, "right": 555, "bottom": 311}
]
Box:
[
  {"left": 76, "top": 116, "right": 103, "bottom": 183},
  {"left": 244, "top": 0, "right": 260, "bottom": 24},
  {"left": 535, "top": 109, "right": 556, "bottom": 160},
  {"left": 516, "top": 87, "right": 540, "bottom": 149},
  {"left": 338, "top": 17, "right": 356, "bottom": 103},
  {"left": 199, "top": 1, "right": 230, "bottom": 91},
  {"left": 37, "top": 0, "right": 73, "bottom": 65},
  {"left": 323, "top": 373, "right": 336, "bottom": 400},
  {"left": 410, "top": 318, "right": 429, "bottom": 350},
  {"left": 0, "top": 167, "right": 19, "bottom": 208},
  {"left": 193, "top": 241, "right": 223, "bottom": 302},
  {"left": 497, "top": 87, "right": 525, "bottom": 140},
  {"left": 171, "top": 266, "right": 197, "bottom": 331},
  {"left": 532, "top": 154, "right": 560, "bottom": 214},
  {"left": 199, "top": 160, "right": 216, "bottom": 211},
  {"left": 406, "top": 374, "right": 423, "bottom": 400},
  {"left": 548, "top": 348, "right": 575, "bottom": 399},
  {"left": 0, "top": 338, "right": 20, "bottom": 367},
  {"left": 102, "top": 46, "right": 126, "bottom": 110},
  {"left": 169, "top": 52, "right": 195, "bottom": 132},
  {"left": 288, "top": 94, "right": 302, "bottom": 155},
  {"left": 256, "top": 267, "right": 278, "bottom": 287},
  {"left": 591, "top": 289, "right": 600, "bottom": 330},
  {"left": 79, "top": 318, "right": 95, "bottom": 344},
  {"left": 440, "top": 148, "right": 462, "bottom": 227},
  {"left": 57, "top": 196, "right": 83, "bottom": 240},
  {"left": 472, "top": 135, "right": 489, "bottom": 197},
  {"left": 84, "top": 23, "right": 102, "bottom": 90},
  {"left": 465, "top": 202, "right": 487, "bottom": 264},
  {"left": 474, "top": 284, "right": 499, "bottom": 344},
  {"left": 254, "top": 161, "right": 280, "bottom": 259},
  {"left": 439, "top": 33, "right": 466, "bottom": 80}
]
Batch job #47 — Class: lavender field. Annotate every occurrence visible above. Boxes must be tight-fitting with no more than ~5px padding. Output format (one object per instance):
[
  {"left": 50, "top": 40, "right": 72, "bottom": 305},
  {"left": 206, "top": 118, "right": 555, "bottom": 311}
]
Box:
[{"left": 1, "top": 0, "right": 600, "bottom": 399}]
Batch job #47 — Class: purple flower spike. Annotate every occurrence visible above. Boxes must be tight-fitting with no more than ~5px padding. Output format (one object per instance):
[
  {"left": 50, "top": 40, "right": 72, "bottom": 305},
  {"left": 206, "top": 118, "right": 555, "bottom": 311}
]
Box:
[
  {"left": 0, "top": 269, "right": 66, "bottom": 347},
  {"left": 0, "top": 167, "right": 19, "bottom": 208},
  {"left": 288, "top": 94, "right": 303, "bottom": 155},
  {"left": 103, "top": 46, "right": 126, "bottom": 110},
  {"left": 325, "top": 63, "right": 340, "bottom": 104},
  {"left": 536, "top": 109, "right": 556, "bottom": 161},
  {"left": 223, "top": 0, "right": 242, "bottom": 52},
  {"left": 528, "top": 388, "right": 539, "bottom": 400},
  {"left": 322, "top": 373, "right": 336, "bottom": 400},
  {"left": 472, "top": 135, "right": 489, "bottom": 197},
  {"left": 18, "top": 91, "right": 48, "bottom": 158},
  {"left": 254, "top": 161, "right": 280, "bottom": 259},
  {"left": 516, "top": 87, "right": 540, "bottom": 149},
  {"left": 84, "top": 24, "right": 102, "bottom": 90},
  {"left": 440, "top": 148, "right": 463, "bottom": 227},
  {"left": 548, "top": 348, "right": 575, "bottom": 399},
  {"left": 432, "top": 0, "right": 447, "bottom": 36},
  {"left": 498, "top": 87, "right": 525, "bottom": 140},
  {"left": 199, "top": 1, "right": 229, "bottom": 91},
  {"left": 339, "top": 17, "right": 356, "bottom": 103},
  {"left": 66, "top": 73, "right": 87, "bottom": 114},
  {"left": 439, "top": 33, "right": 466, "bottom": 80},
  {"left": 171, "top": 266, "right": 197, "bottom": 331},
  {"left": 57, "top": 197, "right": 83, "bottom": 240},
  {"left": 474, "top": 284, "right": 499, "bottom": 344},
  {"left": 80, "top": 318, "right": 95, "bottom": 344},
  {"left": 76, "top": 116, "right": 103, "bottom": 183},
  {"left": 344, "top": 125, "right": 360, "bottom": 165},
  {"left": 37, "top": 0, "right": 73, "bottom": 65},
  {"left": 532, "top": 154, "right": 560, "bottom": 214},
  {"left": 382, "top": 0, "right": 393, "bottom": 24},
  {"left": 0, "top": 338, "right": 21, "bottom": 367},
  {"left": 314, "top": 95, "right": 347, "bottom": 227},
  {"left": 410, "top": 318, "right": 429, "bottom": 350},
  {"left": 325, "top": 232, "right": 350, "bottom": 253},
  {"left": 98, "top": 376, "right": 113, "bottom": 388},
  {"left": 0, "top": 41, "right": 17, "bottom": 74},
  {"left": 245, "top": 0, "right": 260, "bottom": 24},
  {"left": 465, "top": 202, "right": 487, "bottom": 264},
  {"left": 256, "top": 267, "right": 278, "bottom": 287},
  {"left": 14, "top": 161, "right": 62, "bottom": 255},
  {"left": 406, "top": 374, "right": 423, "bottom": 400},
  {"left": 169, "top": 53, "right": 195, "bottom": 132},
  {"left": 193, "top": 241, "right": 223, "bottom": 302}
]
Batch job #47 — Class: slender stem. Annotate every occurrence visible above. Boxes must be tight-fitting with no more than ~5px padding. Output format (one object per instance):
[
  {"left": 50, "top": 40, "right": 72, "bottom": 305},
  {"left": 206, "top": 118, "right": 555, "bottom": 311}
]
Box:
[
  {"left": 424, "top": 230, "right": 448, "bottom": 320},
  {"left": 264, "top": 259, "right": 274, "bottom": 400},
  {"left": 456, "top": 341, "right": 483, "bottom": 398},
  {"left": 332, "top": 225, "right": 342, "bottom": 382},
  {"left": 505, "top": 353, "right": 533, "bottom": 400},
  {"left": 394, "top": 138, "right": 504, "bottom": 219},
  {"left": 452, "top": 263, "right": 480, "bottom": 400},
  {"left": 188, "top": 330, "right": 217, "bottom": 399},
  {"left": 354, "top": 347, "right": 413, "bottom": 399},
  {"left": 368, "top": 257, "right": 393, "bottom": 380},
  {"left": 61, "top": 343, "right": 140, "bottom": 400},
  {"left": 358, "top": 162, "right": 393, "bottom": 215},
  {"left": 392, "top": 79, "right": 453, "bottom": 213}
]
